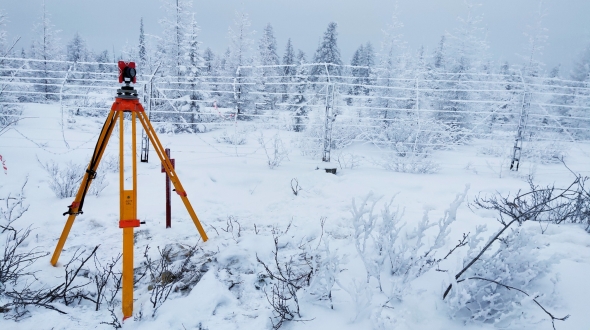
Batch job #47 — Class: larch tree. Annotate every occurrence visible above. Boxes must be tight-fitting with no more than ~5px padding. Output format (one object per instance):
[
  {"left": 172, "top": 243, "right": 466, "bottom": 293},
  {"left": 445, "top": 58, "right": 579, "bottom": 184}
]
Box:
[
  {"left": 377, "top": 9, "right": 411, "bottom": 120},
  {"left": 159, "top": 0, "right": 194, "bottom": 80},
  {"left": 226, "top": 10, "right": 255, "bottom": 114},
  {"left": 0, "top": 10, "right": 21, "bottom": 128},
  {"left": 30, "top": 1, "right": 62, "bottom": 101},
  {"left": 521, "top": 0, "right": 549, "bottom": 78},
  {"left": 440, "top": 0, "right": 490, "bottom": 129},
  {"left": 184, "top": 13, "right": 204, "bottom": 124}
]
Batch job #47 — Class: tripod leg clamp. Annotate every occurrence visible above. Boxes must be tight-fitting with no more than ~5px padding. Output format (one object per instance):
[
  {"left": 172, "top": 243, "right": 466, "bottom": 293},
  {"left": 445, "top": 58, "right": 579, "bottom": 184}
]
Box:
[
  {"left": 119, "top": 219, "right": 141, "bottom": 228},
  {"left": 63, "top": 201, "right": 81, "bottom": 216}
]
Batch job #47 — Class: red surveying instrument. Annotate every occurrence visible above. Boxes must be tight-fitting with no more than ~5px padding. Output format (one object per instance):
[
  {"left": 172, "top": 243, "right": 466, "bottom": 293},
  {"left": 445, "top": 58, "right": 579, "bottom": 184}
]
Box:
[{"left": 50, "top": 61, "right": 208, "bottom": 320}]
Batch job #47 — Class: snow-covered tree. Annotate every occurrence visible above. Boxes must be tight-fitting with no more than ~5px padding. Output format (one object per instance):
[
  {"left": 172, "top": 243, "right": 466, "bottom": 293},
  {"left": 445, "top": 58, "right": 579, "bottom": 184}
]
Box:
[
  {"left": 553, "top": 43, "right": 590, "bottom": 135},
  {"left": 138, "top": 17, "right": 147, "bottom": 67},
  {"left": 30, "top": 1, "right": 62, "bottom": 101},
  {"left": 571, "top": 43, "right": 590, "bottom": 82},
  {"left": 280, "top": 38, "right": 297, "bottom": 102},
  {"left": 290, "top": 50, "right": 309, "bottom": 132},
  {"left": 349, "top": 42, "right": 375, "bottom": 97},
  {"left": 376, "top": 9, "right": 413, "bottom": 120},
  {"left": 66, "top": 32, "right": 88, "bottom": 62},
  {"left": 521, "top": 0, "right": 549, "bottom": 78},
  {"left": 255, "top": 23, "right": 280, "bottom": 110},
  {"left": 184, "top": 13, "right": 204, "bottom": 124},
  {"left": 433, "top": 35, "right": 446, "bottom": 70},
  {"left": 0, "top": 10, "right": 7, "bottom": 56},
  {"left": 0, "top": 10, "right": 22, "bottom": 128},
  {"left": 159, "top": 0, "right": 194, "bottom": 79},
  {"left": 446, "top": 1, "right": 489, "bottom": 73},
  {"left": 226, "top": 11, "right": 255, "bottom": 114},
  {"left": 203, "top": 47, "right": 215, "bottom": 76},
  {"left": 95, "top": 49, "right": 110, "bottom": 73},
  {"left": 311, "top": 22, "right": 342, "bottom": 81},
  {"left": 437, "top": 0, "right": 490, "bottom": 129}
]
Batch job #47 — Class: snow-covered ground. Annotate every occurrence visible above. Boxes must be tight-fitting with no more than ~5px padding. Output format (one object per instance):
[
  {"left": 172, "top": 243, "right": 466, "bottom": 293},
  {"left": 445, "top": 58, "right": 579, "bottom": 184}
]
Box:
[{"left": 1, "top": 103, "right": 590, "bottom": 329}]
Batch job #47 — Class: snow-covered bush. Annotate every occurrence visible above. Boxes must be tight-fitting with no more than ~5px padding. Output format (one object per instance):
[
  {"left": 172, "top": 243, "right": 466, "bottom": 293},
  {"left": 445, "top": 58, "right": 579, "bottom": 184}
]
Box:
[
  {"left": 522, "top": 140, "right": 568, "bottom": 164},
  {"left": 349, "top": 186, "right": 469, "bottom": 303},
  {"left": 307, "top": 239, "right": 341, "bottom": 309},
  {"left": 446, "top": 228, "right": 554, "bottom": 327},
  {"left": 376, "top": 150, "right": 440, "bottom": 174},
  {"left": 335, "top": 152, "right": 362, "bottom": 169},
  {"left": 215, "top": 128, "right": 247, "bottom": 145},
  {"left": 0, "top": 180, "right": 47, "bottom": 296},
  {"left": 38, "top": 159, "right": 84, "bottom": 198},
  {"left": 38, "top": 159, "right": 109, "bottom": 198}
]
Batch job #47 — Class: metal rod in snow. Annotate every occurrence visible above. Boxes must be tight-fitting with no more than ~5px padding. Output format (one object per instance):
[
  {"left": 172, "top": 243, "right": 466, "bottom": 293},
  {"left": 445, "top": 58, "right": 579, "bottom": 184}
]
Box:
[
  {"left": 162, "top": 148, "right": 175, "bottom": 228},
  {"left": 511, "top": 71, "right": 531, "bottom": 171}
]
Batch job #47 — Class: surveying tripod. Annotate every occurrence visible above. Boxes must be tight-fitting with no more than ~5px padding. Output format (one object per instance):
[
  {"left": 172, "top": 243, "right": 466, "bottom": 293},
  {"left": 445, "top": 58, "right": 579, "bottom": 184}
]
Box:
[{"left": 50, "top": 61, "right": 208, "bottom": 319}]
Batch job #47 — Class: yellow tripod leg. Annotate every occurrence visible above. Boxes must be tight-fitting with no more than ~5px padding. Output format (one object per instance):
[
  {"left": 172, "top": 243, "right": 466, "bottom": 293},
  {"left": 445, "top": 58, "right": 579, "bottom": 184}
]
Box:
[
  {"left": 136, "top": 111, "right": 208, "bottom": 242},
  {"left": 121, "top": 111, "right": 137, "bottom": 319},
  {"left": 51, "top": 110, "right": 118, "bottom": 266}
]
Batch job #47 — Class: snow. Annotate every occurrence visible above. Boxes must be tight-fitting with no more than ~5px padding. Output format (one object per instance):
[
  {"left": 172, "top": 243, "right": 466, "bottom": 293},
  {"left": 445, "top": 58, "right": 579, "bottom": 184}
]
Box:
[{"left": 1, "top": 103, "right": 590, "bottom": 329}]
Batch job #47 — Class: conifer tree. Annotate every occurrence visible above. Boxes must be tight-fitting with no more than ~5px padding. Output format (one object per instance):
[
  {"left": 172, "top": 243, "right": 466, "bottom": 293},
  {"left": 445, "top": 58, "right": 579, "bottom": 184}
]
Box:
[
  {"left": 203, "top": 47, "right": 215, "bottom": 76},
  {"left": 66, "top": 32, "right": 88, "bottom": 62},
  {"left": 256, "top": 23, "right": 280, "bottom": 110},
  {"left": 0, "top": 10, "right": 7, "bottom": 56},
  {"left": 138, "top": 17, "right": 147, "bottom": 67},
  {"left": 280, "top": 38, "right": 296, "bottom": 101},
  {"left": 311, "top": 22, "right": 342, "bottom": 81},
  {"left": 290, "top": 50, "right": 309, "bottom": 132}
]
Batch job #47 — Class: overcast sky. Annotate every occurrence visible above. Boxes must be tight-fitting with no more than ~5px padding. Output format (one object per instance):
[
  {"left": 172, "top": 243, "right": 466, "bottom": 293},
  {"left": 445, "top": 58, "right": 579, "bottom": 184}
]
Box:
[{"left": 2, "top": 0, "right": 590, "bottom": 75}]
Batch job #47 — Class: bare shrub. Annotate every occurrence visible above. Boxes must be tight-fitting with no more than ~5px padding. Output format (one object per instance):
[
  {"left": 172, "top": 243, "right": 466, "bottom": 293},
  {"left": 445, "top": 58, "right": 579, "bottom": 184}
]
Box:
[
  {"left": 90, "top": 253, "right": 121, "bottom": 311},
  {"left": 335, "top": 152, "right": 362, "bottom": 170},
  {"left": 141, "top": 243, "right": 202, "bottom": 316},
  {"left": 38, "top": 158, "right": 108, "bottom": 198},
  {"left": 375, "top": 149, "right": 440, "bottom": 174},
  {"left": 0, "top": 180, "right": 48, "bottom": 297},
  {"left": 290, "top": 178, "right": 302, "bottom": 196},
  {"left": 38, "top": 158, "right": 83, "bottom": 198},
  {"left": 256, "top": 233, "right": 314, "bottom": 329},
  {"left": 258, "top": 132, "right": 289, "bottom": 169},
  {"left": 1, "top": 246, "right": 98, "bottom": 320},
  {"left": 215, "top": 129, "right": 247, "bottom": 145}
]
